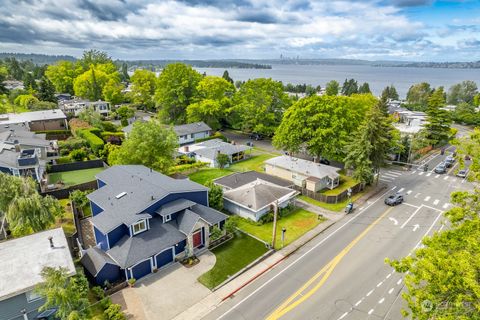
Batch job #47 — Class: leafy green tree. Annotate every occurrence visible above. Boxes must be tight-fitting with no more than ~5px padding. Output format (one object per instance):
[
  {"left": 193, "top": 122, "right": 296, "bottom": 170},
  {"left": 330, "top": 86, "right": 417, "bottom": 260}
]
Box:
[
  {"left": 452, "top": 103, "right": 478, "bottom": 125},
  {"left": 195, "top": 75, "right": 235, "bottom": 101},
  {"left": 103, "top": 79, "right": 124, "bottom": 105},
  {"left": 108, "top": 120, "right": 178, "bottom": 173},
  {"left": 0, "top": 173, "right": 36, "bottom": 214},
  {"left": 5, "top": 57, "right": 24, "bottom": 80},
  {"left": 305, "top": 85, "right": 317, "bottom": 96},
  {"left": 273, "top": 94, "right": 376, "bottom": 161},
  {"left": 130, "top": 69, "right": 157, "bottom": 109},
  {"left": 344, "top": 103, "right": 395, "bottom": 184},
  {"left": 78, "top": 108, "right": 103, "bottom": 129},
  {"left": 45, "top": 60, "right": 82, "bottom": 94},
  {"left": 207, "top": 182, "right": 223, "bottom": 210},
  {"left": 341, "top": 78, "right": 358, "bottom": 96},
  {"left": 104, "top": 303, "right": 126, "bottom": 320},
  {"left": 388, "top": 189, "right": 480, "bottom": 320},
  {"left": 120, "top": 62, "right": 130, "bottom": 82},
  {"left": 74, "top": 66, "right": 108, "bottom": 101},
  {"left": 187, "top": 100, "right": 223, "bottom": 130},
  {"left": 215, "top": 153, "right": 230, "bottom": 169},
  {"left": 80, "top": 49, "right": 112, "bottom": 69},
  {"left": 116, "top": 105, "right": 135, "bottom": 126},
  {"left": 325, "top": 80, "right": 339, "bottom": 96},
  {"left": 225, "top": 218, "right": 237, "bottom": 234},
  {"left": 474, "top": 94, "right": 480, "bottom": 107},
  {"left": 381, "top": 85, "right": 399, "bottom": 101},
  {"left": 406, "top": 82, "right": 432, "bottom": 110},
  {"left": 23, "top": 72, "right": 37, "bottom": 91},
  {"left": 230, "top": 78, "right": 291, "bottom": 136},
  {"left": 29, "top": 101, "right": 57, "bottom": 111},
  {"left": 358, "top": 82, "right": 371, "bottom": 94},
  {"left": 69, "top": 190, "right": 91, "bottom": 210},
  {"left": 424, "top": 87, "right": 451, "bottom": 146},
  {"left": 154, "top": 63, "right": 202, "bottom": 124},
  {"left": 0, "top": 66, "right": 8, "bottom": 94},
  {"left": 453, "top": 128, "right": 480, "bottom": 181},
  {"left": 37, "top": 76, "right": 57, "bottom": 102},
  {"left": 222, "top": 70, "right": 234, "bottom": 84},
  {"left": 36, "top": 267, "right": 90, "bottom": 320},
  {"left": 14, "top": 94, "right": 39, "bottom": 109},
  {"left": 6, "top": 193, "right": 63, "bottom": 236},
  {"left": 447, "top": 80, "right": 478, "bottom": 105}
]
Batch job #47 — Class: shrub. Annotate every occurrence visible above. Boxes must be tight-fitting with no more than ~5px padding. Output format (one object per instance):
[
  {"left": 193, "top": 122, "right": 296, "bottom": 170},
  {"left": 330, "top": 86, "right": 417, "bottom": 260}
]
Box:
[
  {"left": 58, "top": 138, "right": 87, "bottom": 156},
  {"left": 69, "top": 149, "right": 87, "bottom": 161},
  {"left": 91, "top": 286, "right": 105, "bottom": 300},
  {"left": 56, "top": 156, "right": 72, "bottom": 164},
  {"left": 77, "top": 129, "right": 105, "bottom": 154},
  {"left": 167, "top": 162, "right": 208, "bottom": 175},
  {"left": 195, "top": 132, "right": 228, "bottom": 143},
  {"left": 69, "top": 190, "right": 91, "bottom": 209},
  {"left": 99, "top": 296, "right": 112, "bottom": 310},
  {"left": 175, "top": 155, "right": 196, "bottom": 165},
  {"left": 69, "top": 118, "right": 91, "bottom": 134},
  {"left": 101, "top": 121, "right": 119, "bottom": 132},
  {"left": 209, "top": 225, "right": 222, "bottom": 241},
  {"left": 104, "top": 304, "right": 126, "bottom": 320},
  {"left": 259, "top": 211, "right": 274, "bottom": 224},
  {"left": 121, "top": 118, "right": 128, "bottom": 127},
  {"left": 225, "top": 218, "right": 238, "bottom": 234}
]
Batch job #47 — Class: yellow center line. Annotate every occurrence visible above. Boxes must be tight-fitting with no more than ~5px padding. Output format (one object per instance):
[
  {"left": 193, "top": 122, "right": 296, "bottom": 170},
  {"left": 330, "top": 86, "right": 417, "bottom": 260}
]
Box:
[{"left": 266, "top": 207, "right": 394, "bottom": 320}]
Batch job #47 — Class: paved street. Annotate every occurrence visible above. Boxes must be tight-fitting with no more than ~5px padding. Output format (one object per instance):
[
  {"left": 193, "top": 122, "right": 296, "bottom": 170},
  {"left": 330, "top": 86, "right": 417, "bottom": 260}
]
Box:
[{"left": 201, "top": 152, "right": 473, "bottom": 320}]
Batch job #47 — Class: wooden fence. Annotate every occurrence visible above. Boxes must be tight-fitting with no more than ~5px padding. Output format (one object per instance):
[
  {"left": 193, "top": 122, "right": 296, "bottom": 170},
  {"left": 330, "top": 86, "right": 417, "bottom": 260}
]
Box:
[{"left": 295, "top": 182, "right": 364, "bottom": 204}]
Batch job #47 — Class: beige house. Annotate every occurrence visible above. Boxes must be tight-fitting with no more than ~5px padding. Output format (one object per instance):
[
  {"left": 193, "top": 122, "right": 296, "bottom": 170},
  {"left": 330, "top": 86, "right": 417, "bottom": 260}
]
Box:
[{"left": 265, "top": 156, "right": 340, "bottom": 192}]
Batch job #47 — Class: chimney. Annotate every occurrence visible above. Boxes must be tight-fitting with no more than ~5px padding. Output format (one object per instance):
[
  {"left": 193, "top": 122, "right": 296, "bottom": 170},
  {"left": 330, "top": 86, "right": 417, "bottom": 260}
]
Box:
[
  {"left": 184, "top": 145, "right": 189, "bottom": 152},
  {"left": 48, "top": 236, "right": 54, "bottom": 248}
]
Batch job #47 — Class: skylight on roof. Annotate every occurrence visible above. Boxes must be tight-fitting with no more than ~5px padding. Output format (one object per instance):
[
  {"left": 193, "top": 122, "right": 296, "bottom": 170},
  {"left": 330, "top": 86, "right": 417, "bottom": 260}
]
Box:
[{"left": 115, "top": 192, "right": 127, "bottom": 199}]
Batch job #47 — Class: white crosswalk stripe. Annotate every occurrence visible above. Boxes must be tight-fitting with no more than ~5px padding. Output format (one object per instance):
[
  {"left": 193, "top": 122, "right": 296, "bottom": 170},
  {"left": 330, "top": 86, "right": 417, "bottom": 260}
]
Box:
[
  {"left": 443, "top": 176, "right": 449, "bottom": 180},
  {"left": 424, "top": 196, "right": 431, "bottom": 201},
  {"left": 406, "top": 190, "right": 412, "bottom": 195},
  {"left": 414, "top": 193, "right": 421, "bottom": 198},
  {"left": 379, "top": 178, "right": 392, "bottom": 183},
  {"left": 386, "top": 171, "right": 402, "bottom": 176},
  {"left": 426, "top": 172, "right": 432, "bottom": 177},
  {"left": 433, "top": 199, "right": 440, "bottom": 205},
  {"left": 412, "top": 171, "right": 417, "bottom": 174},
  {"left": 442, "top": 203, "right": 450, "bottom": 209},
  {"left": 419, "top": 172, "right": 424, "bottom": 176},
  {"left": 435, "top": 175, "right": 440, "bottom": 178},
  {"left": 398, "top": 188, "right": 405, "bottom": 193},
  {"left": 383, "top": 173, "right": 399, "bottom": 178}
]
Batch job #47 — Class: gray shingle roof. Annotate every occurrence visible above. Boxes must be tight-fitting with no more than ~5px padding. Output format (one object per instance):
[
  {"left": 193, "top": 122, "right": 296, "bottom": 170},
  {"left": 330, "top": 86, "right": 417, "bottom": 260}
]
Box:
[
  {"left": 193, "top": 139, "right": 251, "bottom": 159},
  {"left": 190, "top": 203, "right": 227, "bottom": 225},
  {"left": 88, "top": 165, "right": 207, "bottom": 233},
  {"left": 80, "top": 247, "right": 118, "bottom": 276},
  {"left": 0, "top": 109, "right": 66, "bottom": 125},
  {"left": 176, "top": 209, "right": 201, "bottom": 235},
  {"left": 155, "top": 198, "right": 196, "bottom": 217},
  {"left": 173, "top": 122, "right": 211, "bottom": 136},
  {"left": 214, "top": 171, "right": 294, "bottom": 190},
  {"left": 223, "top": 179, "right": 298, "bottom": 212},
  {"left": 265, "top": 156, "right": 340, "bottom": 180},
  {"left": 107, "top": 218, "right": 186, "bottom": 268}
]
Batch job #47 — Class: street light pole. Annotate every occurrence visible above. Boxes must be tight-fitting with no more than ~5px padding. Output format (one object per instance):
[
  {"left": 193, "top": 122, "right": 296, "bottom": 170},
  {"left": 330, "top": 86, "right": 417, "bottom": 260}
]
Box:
[{"left": 271, "top": 201, "right": 278, "bottom": 249}]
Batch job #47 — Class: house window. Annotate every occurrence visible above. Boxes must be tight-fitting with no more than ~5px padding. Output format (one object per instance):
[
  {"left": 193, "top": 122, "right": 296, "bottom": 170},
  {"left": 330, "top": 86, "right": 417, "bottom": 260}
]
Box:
[
  {"left": 164, "top": 214, "right": 172, "bottom": 223},
  {"left": 26, "top": 290, "right": 42, "bottom": 302},
  {"left": 132, "top": 220, "right": 147, "bottom": 235}
]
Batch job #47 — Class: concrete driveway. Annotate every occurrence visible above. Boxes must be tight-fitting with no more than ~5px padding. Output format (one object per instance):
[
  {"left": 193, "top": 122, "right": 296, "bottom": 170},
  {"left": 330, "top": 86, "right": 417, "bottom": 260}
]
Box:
[{"left": 112, "top": 251, "right": 216, "bottom": 320}]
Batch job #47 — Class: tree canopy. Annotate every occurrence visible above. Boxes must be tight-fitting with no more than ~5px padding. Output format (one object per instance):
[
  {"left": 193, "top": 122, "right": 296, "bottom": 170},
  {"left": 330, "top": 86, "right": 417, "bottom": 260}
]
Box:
[
  {"left": 130, "top": 69, "right": 157, "bottom": 109},
  {"left": 423, "top": 87, "right": 451, "bottom": 146},
  {"left": 273, "top": 94, "right": 377, "bottom": 160},
  {"left": 406, "top": 82, "right": 433, "bottom": 110},
  {"left": 154, "top": 63, "right": 202, "bottom": 124},
  {"left": 447, "top": 80, "right": 478, "bottom": 105},
  {"left": 45, "top": 60, "right": 83, "bottom": 94},
  {"left": 230, "top": 78, "right": 291, "bottom": 136},
  {"left": 108, "top": 120, "right": 178, "bottom": 173},
  {"left": 381, "top": 85, "right": 399, "bottom": 101},
  {"left": 325, "top": 80, "right": 340, "bottom": 96}
]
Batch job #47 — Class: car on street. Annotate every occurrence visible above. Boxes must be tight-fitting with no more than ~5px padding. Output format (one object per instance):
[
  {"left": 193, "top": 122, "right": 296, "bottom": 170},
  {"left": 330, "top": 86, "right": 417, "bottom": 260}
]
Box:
[
  {"left": 456, "top": 169, "right": 469, "bottom": 179},
  {"left": 445, "top": 156, "right": 455, "bottom": 168},
  {"left": 249, "top": 133, "right": 263, "bottom": 140},
  {"left": 434, "top": 162, "right": 447, "bottom": 174},
  {"left": 319, "top": 158, "right": 330, "bottom": 165},
  {"left": 385, "top": 193, "right": 404, "bottom": 206}
]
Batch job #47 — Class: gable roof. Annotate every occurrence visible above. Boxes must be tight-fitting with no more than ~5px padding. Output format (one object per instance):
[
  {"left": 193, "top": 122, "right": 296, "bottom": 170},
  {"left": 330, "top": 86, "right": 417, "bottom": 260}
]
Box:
[
  {"left": 214, "top": 171, "right": 294, "bottom": 190},
  {"left": 107, "top": 218, "right": 185, "bottom": 268},
  {"left": 80, "top": 247, "right": 117, "bottom": 277},
  {"left": 0, "top": 228, "right": 75, "bottom": 301},
  {"left": 265, "top": 156, "right": 340, "bottom": 180},
  {"left": 88, "top": 165, "right": 207, "bottom": 233},
  {"left": 176, "top": 209, "right": 202, "bottom": 235},
  {"left": 155, "top": 198, "right": 196, "bottom": 217},
  {"left": 223, "top": 179, "right": 298, "bottom": 212},
  {"left": 190, "top": 203, "right": 227, "bottom": 225},
  {"left": 173, "top": 122, "right": 211, "bottom": 136},
  {"left": 192, "top": 139, "right": 251, "bottom": 159}
]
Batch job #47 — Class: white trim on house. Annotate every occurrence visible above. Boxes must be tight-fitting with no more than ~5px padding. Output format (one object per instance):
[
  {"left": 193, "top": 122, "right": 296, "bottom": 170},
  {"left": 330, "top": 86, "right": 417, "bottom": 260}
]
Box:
[
  {"left": 132, "top": 220, "right": 147, "bottom": 235},
  {"left": 153, "top": 247, "right": 175, "bottom": 270},
  {"left": 127, "top": 257, "right": 153, "bottom": 278},
  {"left": 163, "top": 214, "right": 172, "bottom": 223}
]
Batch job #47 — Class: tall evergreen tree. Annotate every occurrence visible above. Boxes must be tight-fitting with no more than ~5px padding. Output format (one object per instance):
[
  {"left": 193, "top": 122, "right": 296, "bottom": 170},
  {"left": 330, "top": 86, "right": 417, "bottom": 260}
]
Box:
[
  {"left": 222, "top": 70, "right": 234, "bottom": 84},
  {"left": 341, "top": 78, "right": 358, "bottom": 96},
  {"left": 325, "top": 80, "right": 340, "bottom": 96},
  {"left": 120, "top": 62, "right": 130, "bottom": 82},
  {"left": 424, "top": 87, "right": 451, "bottom": 146},
  {"left": 381, "top": 85, "right": 399, "bottom": 101},
  {"left": 37, "top": 76, "right": 57, "bottom": 102},
  {"left": 23, "top": 72, "right": 37, "bottom": 91},
  {"left": 358, "top": 82, "right": 371, "bottom": 94}
]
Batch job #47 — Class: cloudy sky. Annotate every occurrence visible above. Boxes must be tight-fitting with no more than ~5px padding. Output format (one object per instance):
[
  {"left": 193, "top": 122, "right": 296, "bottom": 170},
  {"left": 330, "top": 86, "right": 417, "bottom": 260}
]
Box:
[{"left": 0, "top": 0, "right": 479, "bottom": 61}]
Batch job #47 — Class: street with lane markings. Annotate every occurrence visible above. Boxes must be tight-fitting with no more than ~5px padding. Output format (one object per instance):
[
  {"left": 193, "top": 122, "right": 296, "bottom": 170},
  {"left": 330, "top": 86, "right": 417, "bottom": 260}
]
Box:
[{"left": 201, "top": 151, "right": 474, "bottom": 320}]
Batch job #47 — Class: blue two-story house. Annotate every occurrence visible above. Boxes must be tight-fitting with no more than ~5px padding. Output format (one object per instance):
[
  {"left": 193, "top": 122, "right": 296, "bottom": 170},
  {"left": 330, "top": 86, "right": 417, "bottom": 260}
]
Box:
[{"left": 80, "top": 165, "right": 227, "bottom": 285}]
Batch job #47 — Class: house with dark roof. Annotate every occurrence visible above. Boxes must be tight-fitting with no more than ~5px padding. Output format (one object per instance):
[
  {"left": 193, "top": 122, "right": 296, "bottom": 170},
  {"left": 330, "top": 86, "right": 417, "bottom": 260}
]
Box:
[
  {"left": 80, "top": 165, "right": 227, "bottom": 284},
  {"left": 214, "top": 171, "right": 294, "bottom": 190},
  {"left": 223, "top": 179, "right": 298, "bottom": 221},
  {"left": 178, "top": 139, "right": 251, "bottom": 168},
  {"left": 0, "top": 109, "right": 67, "bottom": 131},
  {"left": 174, "top": 122, "right": 211, "bottom": 145}
]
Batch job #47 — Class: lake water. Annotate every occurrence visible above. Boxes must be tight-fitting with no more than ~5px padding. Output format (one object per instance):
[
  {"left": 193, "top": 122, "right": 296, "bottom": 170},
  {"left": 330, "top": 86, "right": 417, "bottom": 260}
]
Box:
[{"left": 195, "top": 64, "right": 480, "bottom": 98}]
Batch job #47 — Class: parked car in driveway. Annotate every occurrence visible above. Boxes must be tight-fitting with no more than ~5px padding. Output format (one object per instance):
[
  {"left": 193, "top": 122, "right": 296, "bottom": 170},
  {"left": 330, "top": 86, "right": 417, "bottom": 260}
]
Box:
[
  {"left": 385, "top": 193, "right": 404, "bottom": 206},
  {"left": 456, "top": 169, "right": 469, "bottom": 178},
  {"left": 434, "top": 162, "right": 447, "bottom": 174}
]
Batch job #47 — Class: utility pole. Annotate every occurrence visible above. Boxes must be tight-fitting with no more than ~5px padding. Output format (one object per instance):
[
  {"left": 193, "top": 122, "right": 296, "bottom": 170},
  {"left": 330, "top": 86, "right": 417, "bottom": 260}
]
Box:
[{"left": 271, "top": 201, "right": 278, "bottom": 249}]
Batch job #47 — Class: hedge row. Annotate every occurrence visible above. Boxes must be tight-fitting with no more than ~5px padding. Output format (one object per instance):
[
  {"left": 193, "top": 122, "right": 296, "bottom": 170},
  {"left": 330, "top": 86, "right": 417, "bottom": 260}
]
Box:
[
  {"left": 101, "top": 131, "right": 125, "bottom": 139},
  {"left": 195, "top": 132, "right": 228, "bottom": 143},
  {"left": 77, "top": 129, "right": 105, "bottom": 153},
  {"left": 168, "top": 162, "right": 209, "bottom": 175},
  {"left": 33, "top": 129, "right": 72, "bottom": 135}
]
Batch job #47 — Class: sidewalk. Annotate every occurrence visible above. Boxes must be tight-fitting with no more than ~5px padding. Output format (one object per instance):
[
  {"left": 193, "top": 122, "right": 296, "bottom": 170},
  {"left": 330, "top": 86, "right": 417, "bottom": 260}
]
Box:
[{"left": 173, "top": 184, "right": 386, "bottom": 320}]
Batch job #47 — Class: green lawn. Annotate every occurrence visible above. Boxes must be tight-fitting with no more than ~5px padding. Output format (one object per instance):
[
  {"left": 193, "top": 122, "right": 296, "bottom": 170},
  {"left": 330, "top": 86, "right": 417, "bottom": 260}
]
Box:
[
  {"left": 48, "top": 167, "right": 105, "bottom": 186},
  {"left": 229, "top": 153, "right": 275, "bottom": 172},
  {"left": 320, "top": 174, "right": 359, "bottom": 196},
  {"left": 198, "top": 231, "right": 269, "bottom": 289},
  {"left": 56, "top": 199, "right": 76, "bottom": 236},
  {"left": 188, "top": 168, "right": 232, "bottom": 185},
  {"left": 299, "top": 190, "right": 366, "bottom": 212},
  {"left": 234, "top": 208, "right": 324, "bottom": 249}
]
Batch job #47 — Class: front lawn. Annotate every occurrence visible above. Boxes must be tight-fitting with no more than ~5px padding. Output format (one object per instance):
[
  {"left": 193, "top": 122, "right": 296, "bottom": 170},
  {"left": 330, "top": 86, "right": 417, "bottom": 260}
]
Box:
[
  {"left": 320, "top": 174, "right": 359, "bottom": 196},
  {"left": 198, "top": 231, "right": 268, "bottom": 289},
  {"left": 228, "top": 153, "right": 275, "bottom": 172},
  {"left": 234, "top": 208, "right": 324, "bottom": 249},
  {"left": 187, "top": 168, "right": 232, "bottom": 185},
  {"left": 48, "top": 167, "right": 105, "bottom": 186},
  {"left": 299, "top": 190, "right": 366, "bottom": 212}
]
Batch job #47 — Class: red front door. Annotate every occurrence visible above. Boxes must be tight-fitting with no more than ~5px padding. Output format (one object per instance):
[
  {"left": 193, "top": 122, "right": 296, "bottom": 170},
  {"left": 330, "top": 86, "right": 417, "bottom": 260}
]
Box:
[{"left": 193, "top": 230, "right": 202, "bottom": 248}]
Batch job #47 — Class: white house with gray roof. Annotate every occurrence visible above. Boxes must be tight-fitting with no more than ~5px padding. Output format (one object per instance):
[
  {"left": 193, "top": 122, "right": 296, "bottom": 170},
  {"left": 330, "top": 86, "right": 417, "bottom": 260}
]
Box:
[
  {"left": 265, "top": 156, "right": 341, "bottom": 192},
  {"left": 0, "top": 228, "right": 75, "bottom": 320},
  {"left": 81, "top": 165, "right": 227, "bottom": 284},
  {"left": 174, "top": 121, "right": 211, "bottom": 145}
]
